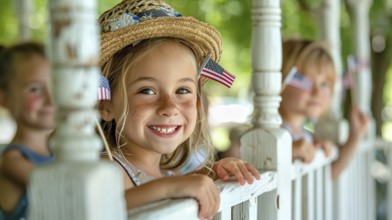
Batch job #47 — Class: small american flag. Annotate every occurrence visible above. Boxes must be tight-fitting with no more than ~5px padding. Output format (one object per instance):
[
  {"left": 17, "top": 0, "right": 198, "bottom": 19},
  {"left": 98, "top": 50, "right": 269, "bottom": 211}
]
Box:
[
  {"left": 287, "top": 71, "right": 313, "bottom": 92},
  {"left": 199, "top": 57, "right": 235, "bottom": 88},
  {"left": 98, "top": 74, "right": 111, "bottom": 100}
]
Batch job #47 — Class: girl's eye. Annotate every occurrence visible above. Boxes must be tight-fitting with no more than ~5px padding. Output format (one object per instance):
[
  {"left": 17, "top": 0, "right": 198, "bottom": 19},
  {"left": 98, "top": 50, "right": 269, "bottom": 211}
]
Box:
[
  {"left": 138, "top": 88, "right": 156, "bottom": 95},
  {"left": 176, "top": 88, "right": 191, "bottom": 94},
  {"left": 29, "top": 85, "right": 43, "bottom": 94},
  {"left": 320, "top": 81, "right": 330, "bottom": 89}
]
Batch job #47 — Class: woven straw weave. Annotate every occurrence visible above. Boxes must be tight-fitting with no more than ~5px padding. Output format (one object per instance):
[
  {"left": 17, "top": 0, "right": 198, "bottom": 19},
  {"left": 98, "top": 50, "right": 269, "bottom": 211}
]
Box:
[{"left": 99, "top": 0, "right": 222, "bottom": 66}]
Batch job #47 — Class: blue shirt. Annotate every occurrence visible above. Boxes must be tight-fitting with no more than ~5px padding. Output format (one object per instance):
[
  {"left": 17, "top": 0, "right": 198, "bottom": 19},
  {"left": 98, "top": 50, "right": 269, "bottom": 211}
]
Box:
[{"left": 0, "top": 144, "right": 55, "bottom": 220}]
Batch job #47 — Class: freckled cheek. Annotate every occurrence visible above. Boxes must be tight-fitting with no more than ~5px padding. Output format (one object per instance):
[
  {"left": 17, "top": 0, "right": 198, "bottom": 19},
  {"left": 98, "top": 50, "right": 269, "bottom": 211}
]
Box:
[
  {"left": 180, "top": 99, "right": 198, "bottom": 123},
  {"left": 128, "top": 101, "right": 152, "bottom": 119}
]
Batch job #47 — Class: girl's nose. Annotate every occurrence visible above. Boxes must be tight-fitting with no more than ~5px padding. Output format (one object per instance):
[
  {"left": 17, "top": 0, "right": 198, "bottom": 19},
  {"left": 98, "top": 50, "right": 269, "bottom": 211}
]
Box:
[
  {"left": 44, "top": 88, "right": 54, "bottom": 106},
  {"left": 311, "top": 85, "right": 322, "bottom": 96},
  {"left": 157, "top": 95, "right": 178, "bottom": 117}
]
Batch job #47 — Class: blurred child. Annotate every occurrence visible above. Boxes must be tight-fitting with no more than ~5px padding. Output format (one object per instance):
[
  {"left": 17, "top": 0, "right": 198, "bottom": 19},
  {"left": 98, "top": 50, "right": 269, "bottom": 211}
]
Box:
[
  {"left": 280, "top": 39, "right": 369, "bottom": 179},
  {"left": 0, "top": 42, "right": 55, "bottom": 219},
  {"left": 98, "top": 0, "right": 260, "bottom": 219}
]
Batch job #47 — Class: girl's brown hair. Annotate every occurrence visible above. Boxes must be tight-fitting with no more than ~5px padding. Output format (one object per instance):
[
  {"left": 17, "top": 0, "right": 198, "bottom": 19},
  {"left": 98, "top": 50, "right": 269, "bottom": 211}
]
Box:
[
  {"left": 100, "top": 38, "right": 215, "bottom": 171},
  {"left": 0, "top": 42, "right": 45, "bottom": 92}
]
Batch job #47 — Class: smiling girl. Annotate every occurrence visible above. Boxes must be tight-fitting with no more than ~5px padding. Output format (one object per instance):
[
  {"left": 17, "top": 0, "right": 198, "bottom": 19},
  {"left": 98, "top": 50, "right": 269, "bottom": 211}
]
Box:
[{"left": 98, "top": 1, "right": 260, "bottom": 219}]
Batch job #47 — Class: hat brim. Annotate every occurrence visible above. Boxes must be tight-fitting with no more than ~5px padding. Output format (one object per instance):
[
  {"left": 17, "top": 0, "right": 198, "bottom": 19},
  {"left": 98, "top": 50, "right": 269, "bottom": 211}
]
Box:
[{"left": 100, "top": 16, "right": 222, "bottom": 66}]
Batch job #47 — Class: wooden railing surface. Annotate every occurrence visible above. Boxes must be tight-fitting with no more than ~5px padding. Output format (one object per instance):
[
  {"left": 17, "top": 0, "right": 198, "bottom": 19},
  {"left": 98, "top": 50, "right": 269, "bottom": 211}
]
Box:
[{"left": 127, "top": 149, "right": 341, "bottom": 220}]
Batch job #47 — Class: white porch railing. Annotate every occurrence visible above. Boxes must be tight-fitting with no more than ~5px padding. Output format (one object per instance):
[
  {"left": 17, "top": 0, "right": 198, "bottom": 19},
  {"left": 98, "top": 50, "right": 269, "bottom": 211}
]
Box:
[
  {"left": 126, "top": 138, "right": 392, "bottom": 220},
  {"left": 126, "top": 148, "right": 338, "bottom": 220}
]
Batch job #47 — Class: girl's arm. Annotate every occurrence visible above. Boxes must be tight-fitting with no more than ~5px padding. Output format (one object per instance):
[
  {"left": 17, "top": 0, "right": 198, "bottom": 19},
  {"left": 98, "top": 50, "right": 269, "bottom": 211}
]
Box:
[
  {"left": 193, "top": 157, "right": 260, "bottom": 185},
  {"left": 124, "top": 175, "right": 220, "bottom": 220},
  {"left": 0, "top": 150, "right": 34, "bottom": 186},
  {"left": 331, "top": 106, "right": 369, "bottom": 180}
]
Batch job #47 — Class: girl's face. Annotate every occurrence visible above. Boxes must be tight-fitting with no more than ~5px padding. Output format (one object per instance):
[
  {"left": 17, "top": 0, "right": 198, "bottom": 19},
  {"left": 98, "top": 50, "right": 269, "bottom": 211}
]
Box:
[
  {"left": 281, "top": 65, "right": 332, "bottom": 120},
  {"left": 110, "top": 42, "right": 198, "bottom": 156},
  {"left": 302, "top": 65, "right": 333, "bottom": 119},
  {"left": 6, "top": 55, "right": 54, "bottom": 130}
]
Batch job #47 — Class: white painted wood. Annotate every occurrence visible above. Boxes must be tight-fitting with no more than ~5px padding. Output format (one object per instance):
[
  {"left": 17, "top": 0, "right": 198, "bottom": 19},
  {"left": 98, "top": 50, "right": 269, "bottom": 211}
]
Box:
[
  {"left": 319, "top": 0, "right": 343, "bottom": 117},
  {"left": 216, "top": 209, "right": 231, "bottom": 220},
  {"left": 324, "top": 165, "right": 332, "bottom": 220},
  {"left": 345, "top": 0, "right": 373, "bottom": 113},
  {"left": 366, "top": 150, "right": 376, "bottom": 220},
  {"left": 217, "top": 172, "right": 277, "bottom": 212},
  {"left": 232, "top": 197, "right": 258, "bottom": 220},
  {"left": 128, "top": 199, "right": 199, "bottom": 220},
  {"left": 316, "top": 167, "right": 323, "bottom": 220},
  {"left": 126, "top": 172, "right": 277, "bottom": 220},
  {"left": 291, "top": 149, "right": 338, "bottom": 180},
  {"left": 241, "top": 129, "right": 292, "bottom": 220},
  {"left": 306, "top": 171, "right": 315, "bottom": 220},
  {"left": 15, "top": 0, "right": 32, "bottom": 40},
  {"left": 293, "top": 175, "right": 302, "bottom": 220},
  {"left": 258, "top": 190, "right": 278, "bottom": 220},
  {"left": 242, "top": 1, "right": 291, "bottom": 220},
  {"left": 28, "top": 1, "right": 126, "bottom": 219}
]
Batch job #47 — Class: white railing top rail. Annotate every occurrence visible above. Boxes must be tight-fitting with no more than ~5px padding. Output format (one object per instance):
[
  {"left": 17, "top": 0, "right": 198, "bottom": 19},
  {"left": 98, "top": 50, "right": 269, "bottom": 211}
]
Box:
[
  {"left": 127, "top": 148, "right": 340, "bottom": 220},
  {"left": 370, "top": 137, "right": 392, "bottom": 151},
  {"left": 292, "top": 148, "right": 338, "bottom": 180},
  {"left": 127, "top": 171, "right": 277, "bottom": 220}
]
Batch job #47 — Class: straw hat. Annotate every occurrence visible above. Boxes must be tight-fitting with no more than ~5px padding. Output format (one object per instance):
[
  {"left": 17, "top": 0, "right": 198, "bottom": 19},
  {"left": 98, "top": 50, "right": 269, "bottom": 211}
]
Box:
[{"left": 99, "top": 0, "right": 222, "bottom": 66}]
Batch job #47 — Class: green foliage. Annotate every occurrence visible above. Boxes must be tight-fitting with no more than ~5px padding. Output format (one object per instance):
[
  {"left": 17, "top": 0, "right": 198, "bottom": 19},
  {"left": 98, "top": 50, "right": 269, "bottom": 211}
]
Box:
[{"left": 2, "top": 0, "right": 390, "bottom": 100}]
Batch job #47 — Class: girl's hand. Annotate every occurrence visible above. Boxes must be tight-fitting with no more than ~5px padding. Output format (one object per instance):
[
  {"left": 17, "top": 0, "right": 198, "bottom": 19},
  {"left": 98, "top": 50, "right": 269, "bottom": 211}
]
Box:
[
  {"left": 166, "top": 175, "right": 220, "bottom": 220},
  {"left": 349, "top": 105, "right": 369, "bottom": 142},
  {"left": 212, "top": 157, "right": 260, "bottom": 185},
  {"left": 292, "top": 139, "right": 316, "bottom": 163},
  {"left": 314, "top": 139, "right": 334, "bottom": 158}
]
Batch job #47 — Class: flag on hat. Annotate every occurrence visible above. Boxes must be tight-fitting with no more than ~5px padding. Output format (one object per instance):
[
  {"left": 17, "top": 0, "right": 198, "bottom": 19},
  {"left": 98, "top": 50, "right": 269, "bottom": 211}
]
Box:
[
  {"left": 98, "top": 74, "right": 111, "bottom": 100},
  {"left": 199, "top": 56, "right": 235, "bottom": 88},
  {"left": 287, "top": 71, "right": 313, "bottom": 92}
]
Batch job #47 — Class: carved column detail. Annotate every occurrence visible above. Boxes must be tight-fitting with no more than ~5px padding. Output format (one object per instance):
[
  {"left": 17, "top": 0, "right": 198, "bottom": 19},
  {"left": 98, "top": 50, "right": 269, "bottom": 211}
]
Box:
[
  {"left": 241, "top": 1, "right": 292, "bottom": 219},
  {"left": 28, "top": 1, "right": 126, "bottom": 219}
]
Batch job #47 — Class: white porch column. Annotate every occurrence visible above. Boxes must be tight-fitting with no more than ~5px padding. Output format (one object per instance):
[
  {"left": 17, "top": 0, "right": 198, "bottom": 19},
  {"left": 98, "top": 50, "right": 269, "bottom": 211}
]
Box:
[
  {"left": 314, "top": 0, "right": 349, "bottom": 146},
  {"left": 15, "top": 0, "right": 32, "bottom": 40},
  {"left": 28, "top": 1, "right": 126, "bottom": 219},
  {"left": 319, "top": 0, "right": 343, "bottom": 116},
  {"left": 241, "top": 0, "right": 292, "bottom": 220},
  {"left": 345, "top": 0, "right": 373, "bottom": 114}
]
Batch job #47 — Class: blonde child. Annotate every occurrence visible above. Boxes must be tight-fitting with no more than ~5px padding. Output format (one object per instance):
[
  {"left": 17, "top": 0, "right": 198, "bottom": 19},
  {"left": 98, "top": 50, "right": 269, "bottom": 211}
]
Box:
[
  {"left": 97, "top": 0, "right": 260, "bottom": 219},
  {"left": 0, "top": 42, "right": 55, "bottom": 219},
  {"left": 280, "top": 39, "right": 369, "bottom": 180}
]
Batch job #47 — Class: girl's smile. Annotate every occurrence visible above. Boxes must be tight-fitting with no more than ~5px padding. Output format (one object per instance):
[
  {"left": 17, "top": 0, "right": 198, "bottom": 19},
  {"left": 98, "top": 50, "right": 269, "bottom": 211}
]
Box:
[{"left": 148, "top": 125, "right": 182, "bottom": 137}]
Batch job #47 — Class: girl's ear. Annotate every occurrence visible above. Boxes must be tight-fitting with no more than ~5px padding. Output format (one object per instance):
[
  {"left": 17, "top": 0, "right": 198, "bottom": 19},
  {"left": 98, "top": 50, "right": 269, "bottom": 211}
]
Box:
[{"left": 98, "top": 101, "right": 114, "bottom": 122}]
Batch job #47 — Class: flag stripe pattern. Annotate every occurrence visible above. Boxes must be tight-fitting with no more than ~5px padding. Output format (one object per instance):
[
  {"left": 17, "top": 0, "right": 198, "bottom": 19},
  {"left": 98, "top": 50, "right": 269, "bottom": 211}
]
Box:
[
  {"left": 287, "top": 71, "right": 313, "bottom": 92},
  {"left": 98, "top": 74, "right": 111, "bottom": 100},
  {"left": 199, "top": 57, "right": 235, "bottom": 88}
]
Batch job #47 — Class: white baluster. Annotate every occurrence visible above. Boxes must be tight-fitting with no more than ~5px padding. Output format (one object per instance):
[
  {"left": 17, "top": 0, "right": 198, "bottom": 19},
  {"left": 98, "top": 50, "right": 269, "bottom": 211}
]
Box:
[
  {"left": 28, "top": 1, "right": 126, "bottom": 219},
  {"left": 241, "top": 0, "right": 292, "bottom": 220}
]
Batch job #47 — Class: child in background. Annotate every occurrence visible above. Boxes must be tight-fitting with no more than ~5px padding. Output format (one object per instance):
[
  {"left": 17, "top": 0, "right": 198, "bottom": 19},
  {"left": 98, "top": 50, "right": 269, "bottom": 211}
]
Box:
[
  {"left": 98, "top": 0, "right": 260, "bottom": 219},
  {"left": 280, "top": 39, "right": 369, "bottom": 179},
  {"left": 0, "top": 42, "right": 55, "bottom": 219}
]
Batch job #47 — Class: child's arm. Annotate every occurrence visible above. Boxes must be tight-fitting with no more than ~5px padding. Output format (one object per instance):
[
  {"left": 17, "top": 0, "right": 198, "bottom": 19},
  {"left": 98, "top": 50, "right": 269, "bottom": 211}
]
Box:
[
  {"left": 193, "top": 157, "right": 260, "bottom": 185},
  {"left": 124, "top": 175, "right": 220, "bottom": 220},
  {"left": 0, "top": 150, "right": 34, "bottom": 186},
  {"left": 331, "top": 106, "right": 369, "bottom": 180},
  {"left": 292, "top": 139, "right": 316, "bottom": 163}
]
